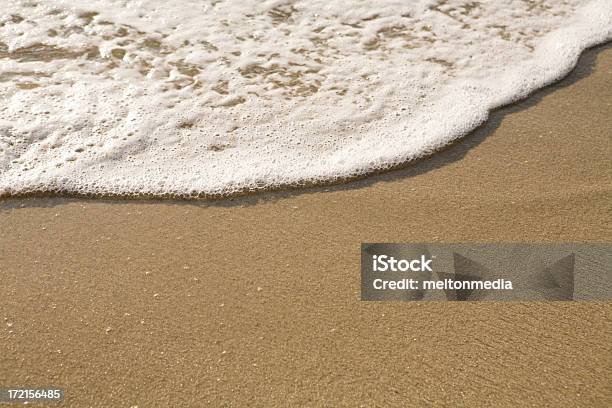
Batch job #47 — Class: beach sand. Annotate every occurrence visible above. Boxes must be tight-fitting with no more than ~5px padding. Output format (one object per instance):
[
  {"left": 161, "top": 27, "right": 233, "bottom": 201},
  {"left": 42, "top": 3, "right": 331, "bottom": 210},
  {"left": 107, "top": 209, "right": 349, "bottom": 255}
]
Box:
[{"left": 1, "top": 43, "right": 611, "bottom": 407}]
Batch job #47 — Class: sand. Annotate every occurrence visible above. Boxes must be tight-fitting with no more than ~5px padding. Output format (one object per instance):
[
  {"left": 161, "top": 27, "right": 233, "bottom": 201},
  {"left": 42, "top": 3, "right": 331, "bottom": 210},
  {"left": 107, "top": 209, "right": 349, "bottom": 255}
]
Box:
[{"left": 0, "top": 43, "right": 611, "bottom": 407}]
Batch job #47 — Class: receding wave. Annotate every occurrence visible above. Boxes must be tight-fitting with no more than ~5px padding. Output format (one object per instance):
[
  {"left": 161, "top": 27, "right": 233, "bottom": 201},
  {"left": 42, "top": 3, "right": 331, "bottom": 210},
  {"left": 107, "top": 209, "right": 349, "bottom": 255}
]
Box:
[{"left": 1, "top": 0, "right": 611, "bottom": 198}]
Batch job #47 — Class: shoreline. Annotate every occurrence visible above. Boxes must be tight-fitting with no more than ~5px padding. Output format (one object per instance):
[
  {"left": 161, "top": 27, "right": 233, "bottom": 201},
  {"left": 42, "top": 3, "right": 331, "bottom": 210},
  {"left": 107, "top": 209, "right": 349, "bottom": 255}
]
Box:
[{"left": 1, "top": 43, "right": 610, "bottom": 202}]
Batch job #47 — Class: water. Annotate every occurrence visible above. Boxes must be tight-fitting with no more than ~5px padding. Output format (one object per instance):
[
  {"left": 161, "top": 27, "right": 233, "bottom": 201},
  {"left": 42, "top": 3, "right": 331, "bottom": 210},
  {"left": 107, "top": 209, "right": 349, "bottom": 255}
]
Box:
[{"left": 0, "top": 0, "right": 610, "bottom": 197}]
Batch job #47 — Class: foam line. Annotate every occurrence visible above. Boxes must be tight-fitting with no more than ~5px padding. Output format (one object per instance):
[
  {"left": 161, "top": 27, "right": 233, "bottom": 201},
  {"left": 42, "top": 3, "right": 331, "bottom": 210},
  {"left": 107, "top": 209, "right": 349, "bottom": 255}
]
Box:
[{"left": 1, "top": 0, "right": 610, "bottom": 198}]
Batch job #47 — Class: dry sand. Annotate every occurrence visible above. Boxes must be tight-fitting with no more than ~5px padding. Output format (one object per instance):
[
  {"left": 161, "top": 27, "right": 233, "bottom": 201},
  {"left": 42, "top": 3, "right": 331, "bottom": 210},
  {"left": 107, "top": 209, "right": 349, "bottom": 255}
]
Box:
[{"left": 1, "top": 44, "right": 611, "bottom": 407}]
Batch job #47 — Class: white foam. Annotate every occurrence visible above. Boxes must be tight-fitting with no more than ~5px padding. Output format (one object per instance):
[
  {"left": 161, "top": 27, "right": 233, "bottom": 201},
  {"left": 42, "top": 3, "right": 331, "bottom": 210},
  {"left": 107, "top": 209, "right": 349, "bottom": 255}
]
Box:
[{"left": 1, "top": 0, "right": 611, "bottom": 197}]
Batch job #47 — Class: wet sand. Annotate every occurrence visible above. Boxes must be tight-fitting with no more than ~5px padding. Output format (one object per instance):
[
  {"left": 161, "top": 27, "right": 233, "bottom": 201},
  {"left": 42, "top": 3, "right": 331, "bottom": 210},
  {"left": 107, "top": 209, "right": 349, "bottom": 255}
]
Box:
[{"left": 1, "top": 44, "right": 611, "bottom": 407}]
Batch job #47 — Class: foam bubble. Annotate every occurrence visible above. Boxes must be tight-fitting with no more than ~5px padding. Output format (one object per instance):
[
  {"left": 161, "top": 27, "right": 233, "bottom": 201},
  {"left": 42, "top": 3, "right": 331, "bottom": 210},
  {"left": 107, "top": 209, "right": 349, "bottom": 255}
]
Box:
[{"left": 0, "top": 0, "right": 611, "bottom": 198}]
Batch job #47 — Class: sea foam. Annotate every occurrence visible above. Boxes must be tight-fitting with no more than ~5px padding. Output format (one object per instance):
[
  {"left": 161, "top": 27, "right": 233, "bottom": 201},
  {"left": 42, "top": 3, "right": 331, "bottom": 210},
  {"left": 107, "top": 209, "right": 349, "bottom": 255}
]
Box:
[{"left": 1, "top": 0, "right": 611, "bottom": 197}]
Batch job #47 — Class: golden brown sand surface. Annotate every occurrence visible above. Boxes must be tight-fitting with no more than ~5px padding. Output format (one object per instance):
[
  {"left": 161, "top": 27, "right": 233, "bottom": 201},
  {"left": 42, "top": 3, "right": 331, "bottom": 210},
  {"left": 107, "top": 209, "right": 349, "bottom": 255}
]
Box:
[{"left": 1, "top": 44, "right": 611, "bottom": 407}]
